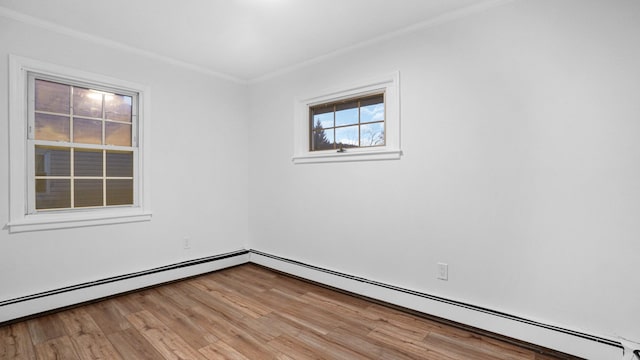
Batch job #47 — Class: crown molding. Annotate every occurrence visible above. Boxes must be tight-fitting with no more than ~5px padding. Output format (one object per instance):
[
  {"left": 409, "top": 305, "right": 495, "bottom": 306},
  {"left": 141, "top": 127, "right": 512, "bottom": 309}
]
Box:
[
  {"left": 0, "top": 6, "right": 246, "bottom": 84},
  {"left": 248, "top": 0, "right": 517, "bottom": 84}
]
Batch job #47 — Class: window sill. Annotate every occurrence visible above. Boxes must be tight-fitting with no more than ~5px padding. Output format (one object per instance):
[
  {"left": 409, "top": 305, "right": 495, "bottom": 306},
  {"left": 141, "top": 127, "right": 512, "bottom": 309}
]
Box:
[
  {"left": 292, "top": 148, "right": 402, "bottom": 164},
  {"left": 7, "top": 209, "right": 152, "bottom": 233}
]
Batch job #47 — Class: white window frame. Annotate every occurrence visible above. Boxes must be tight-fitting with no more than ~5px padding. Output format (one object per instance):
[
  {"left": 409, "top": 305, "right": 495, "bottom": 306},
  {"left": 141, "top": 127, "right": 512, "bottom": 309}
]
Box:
[
  {"left": 292, "top": 71, "right": 401, "bottom": 164},
  {"left": 8, "top": 55, "right": 152, "bottom": 233}
]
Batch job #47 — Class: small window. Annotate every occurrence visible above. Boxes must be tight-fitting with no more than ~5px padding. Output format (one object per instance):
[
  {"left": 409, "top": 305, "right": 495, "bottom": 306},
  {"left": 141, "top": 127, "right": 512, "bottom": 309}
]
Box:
[
  {"left": 8, "top": 55, "right": 151, "bottom": 233},
  {"left": 293, "top": 72, "right": 401, "bottom": 164},
  {"left": 29, "top": 77, "right": 137, "bottom": 212},
  {"left": 310, "top": 93, "right": 385, "bottom": 152}
]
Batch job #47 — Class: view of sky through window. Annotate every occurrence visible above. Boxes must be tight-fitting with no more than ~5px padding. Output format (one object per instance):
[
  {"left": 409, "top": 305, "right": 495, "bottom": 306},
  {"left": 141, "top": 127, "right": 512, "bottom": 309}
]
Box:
[{"left": 310, "top": 93, "right": 385, "bottom": 151}]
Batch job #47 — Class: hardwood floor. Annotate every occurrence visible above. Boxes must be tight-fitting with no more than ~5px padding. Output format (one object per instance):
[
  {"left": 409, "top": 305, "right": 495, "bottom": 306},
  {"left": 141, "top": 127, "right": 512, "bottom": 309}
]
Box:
[{"left": 0, "top": 264, "right": 579, "bottom": 360}]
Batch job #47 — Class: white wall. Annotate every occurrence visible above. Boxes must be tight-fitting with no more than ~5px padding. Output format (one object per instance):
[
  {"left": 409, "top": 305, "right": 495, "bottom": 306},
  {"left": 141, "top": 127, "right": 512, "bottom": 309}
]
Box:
[
  {"left": 0, "top": 15, "right": 249, "bottom": 307},
  {"left": 2, "top": 0, "right": 639, "bottom": 355},
  {"left": 248, "top": 0, "right": 640, "bottom": 348}
]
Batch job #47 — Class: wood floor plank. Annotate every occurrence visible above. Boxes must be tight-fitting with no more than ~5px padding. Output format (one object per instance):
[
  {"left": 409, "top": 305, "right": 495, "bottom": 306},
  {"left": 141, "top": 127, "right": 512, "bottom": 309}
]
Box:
[
  {"left": 26, "top": 314, "right": 66, "bottom": 345},
  {"left": 209, "top": 286, "right": 272, "bottom": 319},
  {"left": 155, "top": 284, "right": 202, "bottom": 310},
  {"left": 255, "top": 312, "right": 304, "bottom": 339},
  {"left": 365, "top": 302, "right": 445, "bottom": 335},
  {"left": 293, "top": 328, "right": 371, "bottom": 359},
  {"left": 0, "top": 322, "right": 36, "bottom": 359},
  {"left": 367, "top": 323, "right": 457, "bottom": 360},
  {"left": 58, "top": 307, "right": 123, "bottom": 360},
  {"left": 126, "top": 310, "right": 207, "bottom": 360},
  {"left": 324, "top": 325, "right": 418, "bottom": 360},
  {"left": 206, "top": 269, "right": 272, "bottom": 295},
  {"left": 137, "top": 289, "right": 217, "bottom": 350},
  {"left": 298, "top": 291, "right": 379, "bottom": 333},
  {"left": 198, "top": 340, "right": 252, "bottom": 360},
  {"left": 106, "top": 328, "right": 165, "bottom": 360},
  {"left": 84, "top": 299, "right": 130, "bottom": 335},
  {"left": 221, "top": 330, "right": 280, "bottom": 360},
  {"left": 424, "top": 328, "right": 535, "bottom": 360},
  {"left": 34, "top": 336, "right": 80, "bottom": 360},
  {"left": 267, "top": 334, "right": 322, "bottom": 360},
  {"left": 109, "top": 292, "right": 147, "bottom": 317},
  {"left": 180, "top": 282, "right": 251, "bottom": 324}
]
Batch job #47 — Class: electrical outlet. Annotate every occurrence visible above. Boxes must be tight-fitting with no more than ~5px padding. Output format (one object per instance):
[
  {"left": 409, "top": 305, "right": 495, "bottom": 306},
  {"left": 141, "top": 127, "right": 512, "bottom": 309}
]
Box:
[
  {"left": 437, "top": 262, "right": 448, "bottom": 281},
  {"left": 183, "top": 237, "right": 191, "bottom": 249}
]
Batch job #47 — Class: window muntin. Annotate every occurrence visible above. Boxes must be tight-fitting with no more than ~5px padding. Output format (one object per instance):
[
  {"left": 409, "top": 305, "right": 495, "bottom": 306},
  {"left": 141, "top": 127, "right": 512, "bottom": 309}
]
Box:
[
  {"left": 309, "top": 93, "right": 385, "bottom": 151},
  {"left": 29, "top": 76, "right": 137, "bottom": 212}
]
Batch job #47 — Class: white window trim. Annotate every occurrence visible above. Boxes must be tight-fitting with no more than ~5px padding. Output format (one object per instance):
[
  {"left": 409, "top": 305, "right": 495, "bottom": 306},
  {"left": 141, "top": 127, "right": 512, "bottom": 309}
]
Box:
[
  {"left": 7, "top": 55, "right": 152, "bottom": 233},
  {"left": 292, "top": 71, "right": 401, "bottom": 164}
]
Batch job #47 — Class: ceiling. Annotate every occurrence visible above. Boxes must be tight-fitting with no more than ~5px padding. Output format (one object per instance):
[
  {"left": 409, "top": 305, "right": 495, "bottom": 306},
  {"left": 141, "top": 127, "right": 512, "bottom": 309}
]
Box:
[{"left": 0, "top": 0, "right": 502, "bottom": 82}]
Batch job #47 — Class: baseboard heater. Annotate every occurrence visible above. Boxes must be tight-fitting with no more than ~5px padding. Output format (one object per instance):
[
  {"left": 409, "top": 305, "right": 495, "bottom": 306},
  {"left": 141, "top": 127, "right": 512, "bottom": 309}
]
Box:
[
  {"left": 0, "top": 249, "right": 249, "bottom": 324},
  {"left": 249, "top": 250, "right": 626, "bottom": 360},
  {"left": 0, "top": 248, "right": 630, "bottom": 360}
]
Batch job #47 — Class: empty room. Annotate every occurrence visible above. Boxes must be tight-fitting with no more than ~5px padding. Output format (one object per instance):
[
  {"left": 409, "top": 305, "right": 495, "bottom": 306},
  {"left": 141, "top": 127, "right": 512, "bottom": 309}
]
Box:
[{"left": 1, "top": 0, "right": 639, "bottom": 359}]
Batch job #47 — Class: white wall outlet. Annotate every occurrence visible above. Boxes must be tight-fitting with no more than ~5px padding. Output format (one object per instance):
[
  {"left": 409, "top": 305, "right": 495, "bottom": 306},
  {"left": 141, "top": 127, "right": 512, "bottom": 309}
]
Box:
[
  {"left": 437, "top": 262, "right": 448, "bottom": 281},
  {"left": 183, "top": 237, "right": 191, "bottom": 249}
]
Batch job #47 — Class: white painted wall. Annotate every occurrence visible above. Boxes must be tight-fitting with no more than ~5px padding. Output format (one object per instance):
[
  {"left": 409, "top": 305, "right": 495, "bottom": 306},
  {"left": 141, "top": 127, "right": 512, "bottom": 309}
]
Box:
[
  {"left": 248, "top": 0, "right": 640, "bottom": 349},
  {"left": 2, "top": 0, "right": 639, "bottom": 356},
  {"left": 0, "top": 15, "right": 249, "bottom": 312}
]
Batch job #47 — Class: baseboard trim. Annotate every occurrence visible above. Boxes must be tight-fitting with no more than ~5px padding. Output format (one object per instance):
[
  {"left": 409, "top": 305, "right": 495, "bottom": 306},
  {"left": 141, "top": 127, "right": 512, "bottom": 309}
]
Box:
[
  {"left": 0, "top": 249, "right": 249, "bottom": 324},
  {"left": 249, "top": 250, "right": 624, "bottom": 360}
]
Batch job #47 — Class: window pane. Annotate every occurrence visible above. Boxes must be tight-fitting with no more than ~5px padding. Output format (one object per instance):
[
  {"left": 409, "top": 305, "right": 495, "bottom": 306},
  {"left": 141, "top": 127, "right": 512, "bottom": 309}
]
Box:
[
  {"left": 106, "top": 179, "right": 133, "bottom": 205},
  {"left": 335, "top": 125, "right": 359, "bottom": 147},
  {"left": 360, "top": 122, "right": 385, "bottom": 147},
  {"left": 74, "top": 149, "right": 103, "bottom": 177},
  {"left": 312, "top": 128, "right": 334, "bottom": 151},
  {"left": 35, "top": 113, "right": 70, "bottom": 141},
  {"left": 106, "top": 151, "right": 133, "bottom": 177},
  {"left": 35, "top": 80, "right": 70, "bottom": 114},
  {"left": 74, "top": 179, "right": 103, "bottom": 207},
  {"left": 73, "top": 87, "right": 103, "bottom": 118},
  {"left": 105, "top": 122, "right": 132, "bottom": 146},
  {"left": 312, "top": 112, "right": 334, "bottom": 129},
  {"left": 35, "top": 146, "right": 70, "bottom": 176},
  {"left": 36, "top": 179, "right": 70, "bottom": 209},
  {"left": 73, "top": 118, "right": 102, "bottom": 144},
  {"left": 105, "top": 94, "right": 132, "bottom": 122},
  {"left": 360, "top": 97, "right": 384, "bottom": 123},
  {"left": 335, "top": 101, "right": 359, "bottom": 126}
]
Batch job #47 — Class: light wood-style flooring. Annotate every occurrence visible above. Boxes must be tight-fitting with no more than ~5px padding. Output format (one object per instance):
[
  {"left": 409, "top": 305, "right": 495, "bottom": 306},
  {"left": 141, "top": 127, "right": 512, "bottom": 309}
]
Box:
[{"left": 0, "top": 264, "right": 579, "bottom": 359}]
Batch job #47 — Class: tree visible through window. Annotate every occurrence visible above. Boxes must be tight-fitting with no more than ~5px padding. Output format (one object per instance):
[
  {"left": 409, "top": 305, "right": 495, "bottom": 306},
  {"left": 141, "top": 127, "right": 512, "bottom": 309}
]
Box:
[
  {"left": 30, "top": 77, "right": 137, "bottom": 211},
  {"left": 309, "top": 93, "right": 385, "bottom": 151}
]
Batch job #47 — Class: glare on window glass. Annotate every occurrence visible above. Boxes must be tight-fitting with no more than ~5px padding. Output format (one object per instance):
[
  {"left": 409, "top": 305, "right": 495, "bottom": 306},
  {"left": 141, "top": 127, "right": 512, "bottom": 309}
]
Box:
[{"left": 74, "top": 88, "right": 104, "bottom": 118}]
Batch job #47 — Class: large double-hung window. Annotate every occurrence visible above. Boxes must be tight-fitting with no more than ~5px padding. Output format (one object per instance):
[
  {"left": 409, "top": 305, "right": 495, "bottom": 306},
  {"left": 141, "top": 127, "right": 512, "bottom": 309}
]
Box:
[
  {"left": 31, "top": 76, "right": 137, "bottom": 211},
  {"left": 8, "top": 55, "right": 151, "bottom": 232}
]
